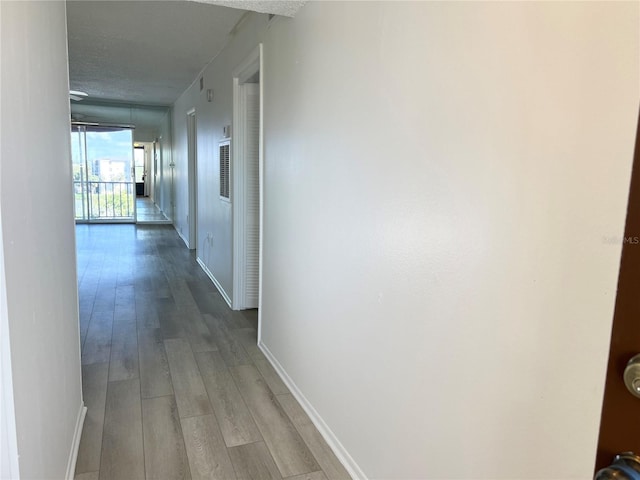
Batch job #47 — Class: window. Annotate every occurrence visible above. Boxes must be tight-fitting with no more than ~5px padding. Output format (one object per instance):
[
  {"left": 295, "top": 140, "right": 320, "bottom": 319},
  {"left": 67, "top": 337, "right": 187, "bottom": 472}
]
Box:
[{"left": 219, "top": 141, "right": 230, "bottom": 200}]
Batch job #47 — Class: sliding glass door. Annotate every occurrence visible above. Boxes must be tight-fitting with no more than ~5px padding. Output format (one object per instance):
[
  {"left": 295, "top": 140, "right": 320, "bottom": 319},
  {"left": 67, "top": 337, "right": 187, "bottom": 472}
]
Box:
[{"left": 72, "top": 125, "right": 135, "bottom": 222}]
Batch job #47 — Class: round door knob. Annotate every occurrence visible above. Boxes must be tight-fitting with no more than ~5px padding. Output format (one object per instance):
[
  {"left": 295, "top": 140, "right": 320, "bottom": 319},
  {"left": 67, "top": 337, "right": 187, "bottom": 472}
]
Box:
[
  {"left": 595, "top": 452, "right": 640, "bottom": 479},
  {"left": 623, "top": 354, "right": 640, "bottom": 399}
]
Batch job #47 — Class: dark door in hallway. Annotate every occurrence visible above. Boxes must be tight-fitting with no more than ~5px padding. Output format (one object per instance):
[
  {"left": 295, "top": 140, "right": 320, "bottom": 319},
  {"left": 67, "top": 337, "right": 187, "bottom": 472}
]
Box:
[
  {"left": 134, "top": 145, "right": 145, "bottom": 196},
  {"left": 596, "top": 108, "right": 640, "bottom": 471}
]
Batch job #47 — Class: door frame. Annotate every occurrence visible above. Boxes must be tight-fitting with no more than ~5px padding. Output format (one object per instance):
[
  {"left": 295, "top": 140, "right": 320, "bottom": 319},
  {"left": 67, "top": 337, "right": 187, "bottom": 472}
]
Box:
[
  {"left": 152, "top": 140, "right": 158, "bottom": 204},
  {"left": 158, "top": 135, "right": 164, "bottom": 217},
  {"left": 187, "top": 109, "right": 198, "bottom": 250},
  {"left": 143, "top": 143, "right": 151, "bottom": 197},
  {"left": 231, "top": 44, "right": 263, "bottom": 316}
]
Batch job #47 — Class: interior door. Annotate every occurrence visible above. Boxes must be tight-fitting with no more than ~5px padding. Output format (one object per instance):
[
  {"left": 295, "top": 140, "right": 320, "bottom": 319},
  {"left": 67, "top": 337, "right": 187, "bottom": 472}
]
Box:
[
  {"left": 243, "top": 82, "right": 260, "bottom": 309},
  {"left": 134, "top": 146, "right": 145, "bottom": 196},
  {"left": 596, "top": 108, "right": 640, "bottom": 471}
]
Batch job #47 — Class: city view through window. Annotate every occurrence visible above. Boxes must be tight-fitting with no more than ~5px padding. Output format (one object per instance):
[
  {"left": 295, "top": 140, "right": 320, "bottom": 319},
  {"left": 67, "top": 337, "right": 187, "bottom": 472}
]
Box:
[{"left": 72, "top": 126, "right": 134, "bottom": 221}]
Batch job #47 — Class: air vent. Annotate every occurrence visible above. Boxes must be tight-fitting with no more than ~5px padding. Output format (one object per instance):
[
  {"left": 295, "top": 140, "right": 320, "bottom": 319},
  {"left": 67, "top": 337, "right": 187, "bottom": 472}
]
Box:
[{"left": 219, "top": 141, "right": 230, "bottom": 200}]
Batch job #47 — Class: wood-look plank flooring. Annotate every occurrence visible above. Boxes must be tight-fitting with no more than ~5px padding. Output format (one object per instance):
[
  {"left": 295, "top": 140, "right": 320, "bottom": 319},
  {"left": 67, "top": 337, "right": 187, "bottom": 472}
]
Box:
[
  {"left": 136, "top": 197, "right": 171, "bottom": 224},
  {"left": 74, "top": 225, "right": 350, "bottom": 480}
]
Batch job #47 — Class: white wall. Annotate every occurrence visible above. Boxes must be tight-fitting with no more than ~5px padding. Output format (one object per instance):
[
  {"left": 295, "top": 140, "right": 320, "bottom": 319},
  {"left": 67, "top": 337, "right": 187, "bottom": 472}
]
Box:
[
  {"left": 172, "top": 92, "right": 192, "bottom": 243},
  {"left": 133, "top": 128, "right": 156, "bottom": 144},
  {"left": 158, "top": 111, "right": 174, "bottom": 221},
  {"left": 1, "top": 1, "right": 84, "bottom": 478},
  {"left": 170, "top": 2, "right": 639, "bottom": 478},
  {"left": 259, "top": 2, "right": 639, "bottom": 478},
  {"left": 172, "top": 13, "right": 269, "bottom": 295}
]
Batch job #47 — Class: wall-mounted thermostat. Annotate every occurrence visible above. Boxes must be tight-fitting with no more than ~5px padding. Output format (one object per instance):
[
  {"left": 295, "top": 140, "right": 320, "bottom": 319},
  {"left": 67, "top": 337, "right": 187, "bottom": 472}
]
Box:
[{"left": 223, "top": 125, "right": 231, "bottom": 138}]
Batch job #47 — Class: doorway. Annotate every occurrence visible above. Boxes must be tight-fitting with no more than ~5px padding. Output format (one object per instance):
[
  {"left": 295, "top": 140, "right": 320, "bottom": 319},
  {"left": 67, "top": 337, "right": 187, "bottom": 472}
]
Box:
[
  {"left": 187, "top": 110, "right": 198, "bottom": 250},
  {"left": 232, "top": 45, "right": 263, "bottom": 313},
  {"left": 134, "top": 142, "right": 170, "bottom": 224}
]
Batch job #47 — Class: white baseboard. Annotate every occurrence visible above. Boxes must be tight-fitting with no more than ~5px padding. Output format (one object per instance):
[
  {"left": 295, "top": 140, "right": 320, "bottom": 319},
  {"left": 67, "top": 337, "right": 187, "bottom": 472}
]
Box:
[
  {"left": 175, "top": 227, "right": 189, "bottom": 249},
  {"left": 65, "top": 402, "right": 87, "bottom": 480},
  {"left": 258, "top": 342, "right": 367, "bottom": 480},
  {"left": 196, "top": 257, "right": 233, "bottom": 308}
]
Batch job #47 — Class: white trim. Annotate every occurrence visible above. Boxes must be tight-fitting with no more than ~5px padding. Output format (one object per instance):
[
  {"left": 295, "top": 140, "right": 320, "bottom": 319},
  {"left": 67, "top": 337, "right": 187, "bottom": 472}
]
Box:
[
  {"left": 258, "top": 341, "right": 367, "bottom": 480},
  {"left": 232, "top": 44, "right": 263, "bottom": 311},
  {"left": 176, "top": 226, "right": 190, "bottom": 248},
  {"left": 65, "top": 402, "right": 87, "bottom": 480},
  {"left": 196, "top": 257, "right": 233, "bottom": 308},
  {"left": 257, "top": 43, "right": 264, "bottom": 341},
  {"left": 135, "top": 219, "right": 172, "bottom": 226},
  {"left": 232, "top": 44, "right": 261, "bottom": 82},
  {"left": 158, "top": 136, "right": 164, "bottom": 219}
]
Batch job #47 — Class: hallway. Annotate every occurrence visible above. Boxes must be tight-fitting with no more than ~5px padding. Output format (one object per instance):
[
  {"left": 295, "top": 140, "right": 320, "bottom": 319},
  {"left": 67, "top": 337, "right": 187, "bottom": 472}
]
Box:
[
  {"left": 136, "top": 197, "right": 171, "bottom": 224},
  {"left": 74, "top": 225, "right": 350, "bottom": 480}
]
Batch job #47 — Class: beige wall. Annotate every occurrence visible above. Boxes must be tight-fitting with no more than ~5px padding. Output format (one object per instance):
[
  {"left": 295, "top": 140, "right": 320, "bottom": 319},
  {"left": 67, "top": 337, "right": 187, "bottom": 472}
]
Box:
[
  {"left": 171, "top": 2, "right": 639, "bottom": 477},
  {"left": 1, "top": 1, "right": 83, "bottom": 477},
  {"left": 158, "top": 111, "right": 174, "bottom": 221},
  {"left": 261, "top": 2, "right": 639, "bottom": 477}
]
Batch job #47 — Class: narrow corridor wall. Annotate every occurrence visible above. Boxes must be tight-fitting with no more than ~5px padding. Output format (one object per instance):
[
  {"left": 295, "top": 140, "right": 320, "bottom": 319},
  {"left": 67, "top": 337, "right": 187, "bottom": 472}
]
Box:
[{"left": 0, "top": 1, "right": 84, "bottom": 477}]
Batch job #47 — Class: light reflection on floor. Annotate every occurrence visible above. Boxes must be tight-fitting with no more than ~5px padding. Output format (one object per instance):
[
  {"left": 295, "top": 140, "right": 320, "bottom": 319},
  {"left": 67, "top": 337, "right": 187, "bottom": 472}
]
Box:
[{"left": 136, "top": 196, "right": 171, "bottom": 224}]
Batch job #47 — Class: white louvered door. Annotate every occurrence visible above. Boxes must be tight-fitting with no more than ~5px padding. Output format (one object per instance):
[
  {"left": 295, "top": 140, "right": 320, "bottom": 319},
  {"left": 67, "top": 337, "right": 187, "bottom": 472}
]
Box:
[
  {"left": 243, "top": 83, "right": 260, "bottom": 308},
  {"left": 219, "top": 142, "right": 230, "bottom": 199}
]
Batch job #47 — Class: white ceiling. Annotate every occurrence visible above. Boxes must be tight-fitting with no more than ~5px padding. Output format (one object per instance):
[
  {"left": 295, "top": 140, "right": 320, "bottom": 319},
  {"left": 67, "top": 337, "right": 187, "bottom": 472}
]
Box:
[
  {"left": 193, "top": 0, "right": 305, "bottom": 17},
  {"left": 66, "top": 1, "right": 247, "bottom": 106},
  {"left": 66, "top": 0, "right": 304, "bottom": 131}
]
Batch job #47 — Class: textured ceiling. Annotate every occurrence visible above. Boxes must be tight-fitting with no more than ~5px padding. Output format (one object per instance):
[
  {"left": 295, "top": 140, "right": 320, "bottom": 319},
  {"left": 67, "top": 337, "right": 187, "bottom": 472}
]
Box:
[
  {"left": 191, "top": 0, "right": 306, "bottom": 17},
  {"left": 66, "top": 1, "right": 247, "bottom": 105},
  {"left": 66, "top": 0, "right": 307, "bottom": 130}
]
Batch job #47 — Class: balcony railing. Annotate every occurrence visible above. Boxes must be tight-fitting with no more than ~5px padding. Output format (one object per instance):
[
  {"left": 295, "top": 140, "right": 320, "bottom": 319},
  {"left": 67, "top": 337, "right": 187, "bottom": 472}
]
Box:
[{"left": 74, "top": 181, "right": 135, "bottom": 220}]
